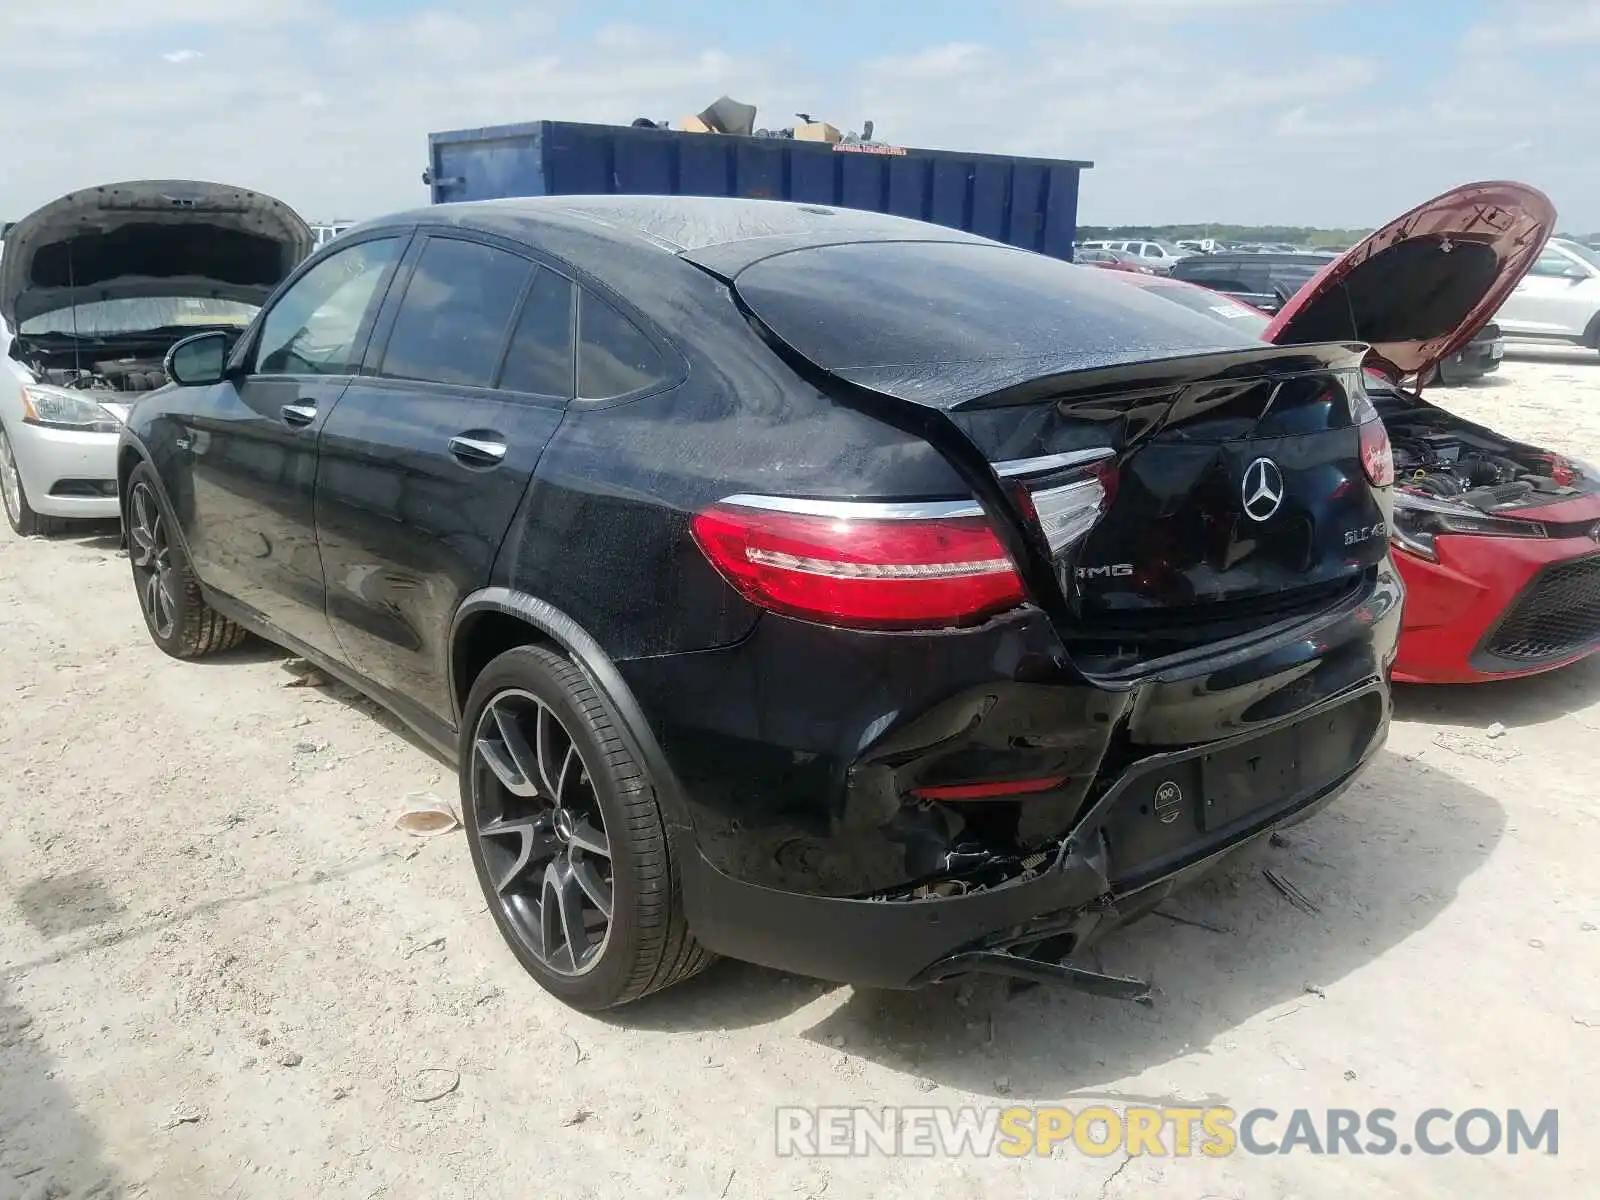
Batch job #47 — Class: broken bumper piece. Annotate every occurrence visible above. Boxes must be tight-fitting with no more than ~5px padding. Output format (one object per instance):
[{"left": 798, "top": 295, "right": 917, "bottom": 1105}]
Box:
[{"left": 680, "top": 682, "right": 1386, "bottom": 998}]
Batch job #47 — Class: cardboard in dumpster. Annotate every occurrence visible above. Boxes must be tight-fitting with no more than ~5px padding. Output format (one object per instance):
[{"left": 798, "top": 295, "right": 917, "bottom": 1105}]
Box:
[{"left": 795, "top": 121, "right": 843, "bottom": 144}]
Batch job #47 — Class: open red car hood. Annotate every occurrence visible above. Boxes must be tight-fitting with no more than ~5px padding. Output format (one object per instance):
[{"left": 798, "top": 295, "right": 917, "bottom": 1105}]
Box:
[{"left": 1264, "top": 181, "right": 1554, "bottom": 379}]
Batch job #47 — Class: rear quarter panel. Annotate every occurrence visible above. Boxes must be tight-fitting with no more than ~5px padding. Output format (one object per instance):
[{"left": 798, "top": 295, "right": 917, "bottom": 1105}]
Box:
[{"left": 490, "top": 271, "right": 972, "bottom": 661}]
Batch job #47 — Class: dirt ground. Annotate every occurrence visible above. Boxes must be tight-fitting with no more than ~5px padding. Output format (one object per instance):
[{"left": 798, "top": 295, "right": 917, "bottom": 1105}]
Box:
[{"left": 2, "top": 350, "right": 1598, "bottom": 1200}]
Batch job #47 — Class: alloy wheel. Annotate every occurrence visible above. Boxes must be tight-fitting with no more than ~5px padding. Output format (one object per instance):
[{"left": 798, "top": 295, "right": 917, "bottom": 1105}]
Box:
[
  {"left": 470, "top": 688, "right": 614, "bottom": 976},
  {"left": 0, "top": 429, "right": 22, "bottom": 526},
  {"left": 127, "top": 482, "right": 177, "bottom": 640}
]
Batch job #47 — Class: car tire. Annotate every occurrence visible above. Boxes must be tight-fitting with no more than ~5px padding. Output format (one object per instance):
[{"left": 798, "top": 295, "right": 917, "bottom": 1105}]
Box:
[
  {"left": 459, "top": 644, "right": 712, "bottom": 1010},
  {"left": 124, "top": 462, "right": 249, "bottom": 658},
  {"left": 0, "top": 424, "right": 62, "bottom": 538}
]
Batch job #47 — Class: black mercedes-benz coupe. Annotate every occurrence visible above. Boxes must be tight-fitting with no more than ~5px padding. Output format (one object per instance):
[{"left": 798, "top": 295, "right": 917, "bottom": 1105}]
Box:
[{"left": 118, "top": 197, "right": 1402, "bottom": 1010}]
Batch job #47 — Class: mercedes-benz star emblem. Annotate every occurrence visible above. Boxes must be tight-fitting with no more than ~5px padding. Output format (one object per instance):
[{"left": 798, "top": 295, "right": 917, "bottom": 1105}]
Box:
[{"left": 1241, "top": 457, "right": 1285, "bottom": 522}]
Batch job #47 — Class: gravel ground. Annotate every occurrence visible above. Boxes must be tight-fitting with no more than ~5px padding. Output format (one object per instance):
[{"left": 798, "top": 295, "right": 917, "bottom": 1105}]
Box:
[{"left": 2, "top": 351, "right": 1598, "bottom": 1199}]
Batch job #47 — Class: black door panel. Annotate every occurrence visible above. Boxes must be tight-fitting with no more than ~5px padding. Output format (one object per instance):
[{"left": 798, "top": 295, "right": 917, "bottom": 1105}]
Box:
[
  {"left": 182, "top": 376, "right": 349, "bottom": 653},
  {"left": 311, "top": 235, "right": 575, "bottom": 722},
  {"left": 177, "top": 234, "right": 408, "bottom": 656},
  {"left": 314, "top": 386, "right": 563, "bottom": 719}
]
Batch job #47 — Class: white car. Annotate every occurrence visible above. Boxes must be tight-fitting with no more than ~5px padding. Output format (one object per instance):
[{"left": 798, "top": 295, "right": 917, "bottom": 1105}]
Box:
[
  {"left": 1, "top": 180, "right": 310, "bottom": 536},
  {"left": 1492, "top": 237, "right": 1600, "bottom": 352},
  {"left": 1077, "top": 238, "right": 1189, "bottom": 271}
]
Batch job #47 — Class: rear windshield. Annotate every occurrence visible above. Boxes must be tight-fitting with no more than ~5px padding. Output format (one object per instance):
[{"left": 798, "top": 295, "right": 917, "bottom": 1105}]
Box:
[{"left": 733, "top": 241, "right": 1256, "bottom": 378}]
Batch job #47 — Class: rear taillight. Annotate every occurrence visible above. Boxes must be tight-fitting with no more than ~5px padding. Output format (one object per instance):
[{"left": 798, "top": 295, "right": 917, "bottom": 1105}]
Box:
[
  {"left": 1009, "top": 459, "right": 1117, "bottom": 555},
  {"left": 1360, "top": 419, "right": 1394, "bottom": 488},
  {"left": 1344, "top": 369, "right": 1393, "bottom": 489},
  {"left": 690, "top": 498, "right": 1025, "bottom": 630}
]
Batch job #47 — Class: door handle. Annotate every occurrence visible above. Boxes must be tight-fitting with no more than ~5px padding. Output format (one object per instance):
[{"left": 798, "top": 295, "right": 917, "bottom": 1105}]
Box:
[
  {"left": 448, "top": 434, "right": 507, "bottom": 466},
  {"left": 281, "top": 402, "right": 317, "bottom": 427}
]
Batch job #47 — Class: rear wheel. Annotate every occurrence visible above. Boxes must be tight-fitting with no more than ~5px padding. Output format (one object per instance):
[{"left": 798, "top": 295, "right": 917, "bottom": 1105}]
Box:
[
  {"left": 0, "top": 424, "right": 57, "bottom": 537},
  {"left": 125, "top": 463, "right": 248, "bottom": 657},
  {"left": 459, "top": 644, "right": 710, "bottom": 1010}
]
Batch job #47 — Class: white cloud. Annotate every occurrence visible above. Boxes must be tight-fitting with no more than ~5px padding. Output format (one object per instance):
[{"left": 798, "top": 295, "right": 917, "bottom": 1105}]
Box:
[
  {"left": 1461, "top": 0, "right": 1600, "bottom": 50},
  {"left": 0, "top": 2, "right": 1595, "bottom": 234},
  {"left": 3, "top": 0, "right": 322, "bottom": 36}
]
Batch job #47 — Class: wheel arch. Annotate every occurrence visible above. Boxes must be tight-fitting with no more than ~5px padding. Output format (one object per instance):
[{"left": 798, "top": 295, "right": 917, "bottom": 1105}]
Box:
[
  {"left": 450, "top": 589, "right": 695, "bottom": 833},
  {"left": 1584, "top": 308, "right": 1600, "bottom": 349},
  {"left": 116, "top": 441, "right": 147, "bottom": 514}
]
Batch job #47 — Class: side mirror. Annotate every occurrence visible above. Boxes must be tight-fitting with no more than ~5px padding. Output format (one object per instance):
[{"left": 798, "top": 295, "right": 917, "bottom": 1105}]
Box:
[
  {"left": 1564, "top": 265, "right": 1591, "bottom": 282},
  {"left": 165, "top": 331, "right": 231, "bottom": 387}
]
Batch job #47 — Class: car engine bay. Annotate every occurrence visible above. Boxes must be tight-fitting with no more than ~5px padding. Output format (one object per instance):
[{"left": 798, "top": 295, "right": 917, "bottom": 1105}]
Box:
[
  {"left": 1379, "top": 400, "right": 1589, "bottom": 513},
  {"left": 35, "top": 354, "right": 171, "bottom": 393}
]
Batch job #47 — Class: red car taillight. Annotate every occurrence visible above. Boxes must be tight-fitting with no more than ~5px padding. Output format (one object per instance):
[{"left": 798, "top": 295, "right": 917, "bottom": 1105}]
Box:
[
  {"left": 1360, "top": 418, "right": 1394, "bottom": 488},
  {"left": 690, "top": 499, "right": 1026, "bottom": 630}
]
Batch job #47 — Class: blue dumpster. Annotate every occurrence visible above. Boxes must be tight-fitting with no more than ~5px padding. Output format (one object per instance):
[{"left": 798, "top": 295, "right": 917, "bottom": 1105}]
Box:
[{"left": 425, "top": 120, "right": 1093, "bottom": 260}]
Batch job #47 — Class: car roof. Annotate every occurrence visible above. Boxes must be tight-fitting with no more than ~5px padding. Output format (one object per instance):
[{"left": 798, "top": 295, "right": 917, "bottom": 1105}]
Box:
[{"left": 357, "top": 195, "right": 994, "bottom": 278}]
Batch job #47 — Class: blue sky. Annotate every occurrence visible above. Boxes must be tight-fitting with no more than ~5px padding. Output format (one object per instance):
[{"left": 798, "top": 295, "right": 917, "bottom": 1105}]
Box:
[{"left": 1, "top": 0, "right": 1596, "bottom": 232}]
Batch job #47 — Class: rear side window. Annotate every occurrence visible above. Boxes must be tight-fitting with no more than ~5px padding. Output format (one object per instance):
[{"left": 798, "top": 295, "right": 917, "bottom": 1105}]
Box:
[
  {"left": 380, "top": 238, "right": 532, "bottom": 387},
  {"left": 577, "top": 289, "right": 670, "bottom": 400},
  {"left": 499, "top": 268, "right": 576, "bottom": 397}
]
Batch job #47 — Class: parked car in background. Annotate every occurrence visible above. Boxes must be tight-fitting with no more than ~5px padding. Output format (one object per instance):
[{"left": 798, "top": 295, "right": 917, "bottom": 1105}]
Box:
[
  {"left": 1168, "top": 250, "right": 1336, "bottom": 313},
  {"left": 1107, "top": 182, "right": 1600, "bottom": 684},
  {"left": 1077, "top": 238, "right": 1188, "bottom": 271},
  {"left": 1, "top": 181, "right": 309, "bottom": 536},
  {"left": 119, "top": 196, "right": 1400, "bottom": 1010},
  {"left": 1429, "top": 323, "right": 1506, "bottom": 385},
  {"left": 1491, "top": 237, "right": 1600, "bottom": 353},
  {"left": 1073, "top": 246, "right": 1156, "bottom": 273}
]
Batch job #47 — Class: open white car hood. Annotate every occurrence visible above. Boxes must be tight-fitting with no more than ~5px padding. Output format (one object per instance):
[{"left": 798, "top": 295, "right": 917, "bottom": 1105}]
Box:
[{"left": 0, "top": 180, "right": 312, "bottom": 330}]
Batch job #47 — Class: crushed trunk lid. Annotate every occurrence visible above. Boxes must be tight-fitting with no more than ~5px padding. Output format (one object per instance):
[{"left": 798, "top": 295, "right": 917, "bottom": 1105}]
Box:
[{"left": 727, "top": 239, "right": 1389, "bottom": 662}]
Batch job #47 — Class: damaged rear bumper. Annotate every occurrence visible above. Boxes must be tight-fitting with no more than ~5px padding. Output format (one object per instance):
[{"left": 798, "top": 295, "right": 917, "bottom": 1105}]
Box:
[{"left": 678, "top": 680, "right": 1387, "bottom": 991}]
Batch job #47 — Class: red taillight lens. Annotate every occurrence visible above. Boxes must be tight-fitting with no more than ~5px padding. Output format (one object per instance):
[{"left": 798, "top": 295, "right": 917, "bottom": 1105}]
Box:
[
  {"left": 690, "top": 500, "right": 1026, "bottom": 630},
  {"left": 1359, "top": 418, "right": 1394, "bottom": 488},
  {"left": 911, "top": 775, "right": 1068, "bottom": 801}
]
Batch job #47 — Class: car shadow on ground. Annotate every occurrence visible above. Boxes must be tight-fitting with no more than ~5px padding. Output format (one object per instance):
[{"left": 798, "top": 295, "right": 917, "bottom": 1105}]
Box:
[
  {"left": 617, "top": 747, "right": 1505, "bottom": 1100},
  {"left": 1394, "top": 654, "right": 1600, "bottom": 729},
  {"left": 0, "top": 980, "right": 123, "bottom": 1198},
  {"left": 37, "top": 517, "right": 123, "bottom": 552},
  {"left": 0, "top": 853, "right": 392, "bottom": 1197}
]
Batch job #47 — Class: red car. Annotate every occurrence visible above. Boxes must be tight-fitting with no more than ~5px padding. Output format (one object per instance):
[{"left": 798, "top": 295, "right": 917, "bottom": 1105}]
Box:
[
  {"left": 1097, "top": 181, "right": 1600, "bottom": 684},
  {"left": 1073, "top": 247, "right": 1158, "bottom": 274}
]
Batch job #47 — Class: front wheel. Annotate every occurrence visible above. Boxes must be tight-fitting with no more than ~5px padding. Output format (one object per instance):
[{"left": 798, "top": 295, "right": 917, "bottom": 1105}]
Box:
[
  {"left": 0, "top": 424, "right": 57, "bottom": 537},
  {"left": 459, "top": 645, "right": 711, "bottom": 1010},
  {"left": 125, "top": 463, "right": 248, "bottom": 657}
]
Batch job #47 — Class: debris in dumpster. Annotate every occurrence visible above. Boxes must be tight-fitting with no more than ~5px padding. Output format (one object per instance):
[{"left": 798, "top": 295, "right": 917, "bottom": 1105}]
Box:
[
  {"left": 795, "top": 121, "right": 843, "bottom": 144},
  {"left": 394, "top": 793, "right": 461, "bottom": 838}
]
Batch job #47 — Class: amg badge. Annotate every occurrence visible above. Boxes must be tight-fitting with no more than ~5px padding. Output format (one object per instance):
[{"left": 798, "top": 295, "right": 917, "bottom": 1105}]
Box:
[{"left": 1075, "top": 563, "right": 1134, "bottom": 580}]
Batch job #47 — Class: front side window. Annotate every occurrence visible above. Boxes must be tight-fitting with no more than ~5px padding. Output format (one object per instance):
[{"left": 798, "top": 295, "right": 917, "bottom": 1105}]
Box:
[
  {"left": 379, "top": 238, "right": 533, "bottom": 388},
  {"left": 255, "top": 238, "right": 402, "bottom": 376}
]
